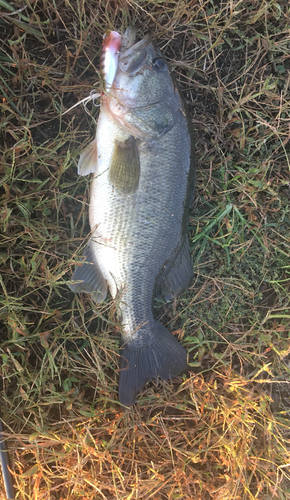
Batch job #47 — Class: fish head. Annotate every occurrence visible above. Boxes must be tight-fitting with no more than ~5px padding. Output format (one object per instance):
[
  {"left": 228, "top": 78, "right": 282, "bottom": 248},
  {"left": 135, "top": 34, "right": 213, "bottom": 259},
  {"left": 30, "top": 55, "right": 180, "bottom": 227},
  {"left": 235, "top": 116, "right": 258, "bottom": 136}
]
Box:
[{"left": 110, "top": 27, "right": 176, "bottom": 111}]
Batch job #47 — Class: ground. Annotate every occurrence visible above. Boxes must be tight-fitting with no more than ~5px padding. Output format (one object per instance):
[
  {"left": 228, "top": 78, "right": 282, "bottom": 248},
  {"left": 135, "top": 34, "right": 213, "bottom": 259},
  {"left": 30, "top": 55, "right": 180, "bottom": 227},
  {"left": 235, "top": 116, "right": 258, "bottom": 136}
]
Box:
[{"left": 1, "top": 0, "right": 290, "bottom": 499}]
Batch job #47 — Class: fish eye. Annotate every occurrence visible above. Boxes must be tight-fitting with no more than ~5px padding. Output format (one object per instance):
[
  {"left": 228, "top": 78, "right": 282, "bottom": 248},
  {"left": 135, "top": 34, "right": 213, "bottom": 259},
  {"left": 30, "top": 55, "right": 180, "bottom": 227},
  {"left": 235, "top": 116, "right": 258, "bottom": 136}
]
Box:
[{"left": 152, "top": 57, "right": 166, "bottom": 70}]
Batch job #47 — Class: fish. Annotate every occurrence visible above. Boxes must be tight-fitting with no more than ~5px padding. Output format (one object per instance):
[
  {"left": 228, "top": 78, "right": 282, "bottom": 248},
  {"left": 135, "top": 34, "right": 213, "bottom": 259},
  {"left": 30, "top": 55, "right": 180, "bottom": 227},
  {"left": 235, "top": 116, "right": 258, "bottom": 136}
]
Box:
[{"left": 69, "top": 27, "right": 195, "bottom": 406}]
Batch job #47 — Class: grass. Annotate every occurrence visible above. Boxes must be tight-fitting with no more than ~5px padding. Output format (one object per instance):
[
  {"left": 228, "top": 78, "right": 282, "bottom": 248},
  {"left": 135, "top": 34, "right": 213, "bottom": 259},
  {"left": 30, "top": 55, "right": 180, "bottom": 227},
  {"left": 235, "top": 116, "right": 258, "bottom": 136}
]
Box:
[{"left": 1, "top": 0, "right": 290, "bottom": 498}]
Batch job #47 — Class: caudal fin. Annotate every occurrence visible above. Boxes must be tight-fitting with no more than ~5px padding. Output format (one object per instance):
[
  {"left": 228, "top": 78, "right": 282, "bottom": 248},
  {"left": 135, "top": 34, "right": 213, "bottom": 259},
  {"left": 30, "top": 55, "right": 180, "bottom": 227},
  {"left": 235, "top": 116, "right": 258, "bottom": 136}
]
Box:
[{"left": 119, "top": 322, "right": 188, "bottom": 406}]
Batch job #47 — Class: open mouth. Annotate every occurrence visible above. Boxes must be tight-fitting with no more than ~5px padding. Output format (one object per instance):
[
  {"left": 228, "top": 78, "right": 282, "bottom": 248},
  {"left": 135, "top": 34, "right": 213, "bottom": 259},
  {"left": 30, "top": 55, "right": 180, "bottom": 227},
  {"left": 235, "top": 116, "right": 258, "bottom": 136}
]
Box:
[{"left": 118, "top": 29, "right": 152, "bottom": 75}]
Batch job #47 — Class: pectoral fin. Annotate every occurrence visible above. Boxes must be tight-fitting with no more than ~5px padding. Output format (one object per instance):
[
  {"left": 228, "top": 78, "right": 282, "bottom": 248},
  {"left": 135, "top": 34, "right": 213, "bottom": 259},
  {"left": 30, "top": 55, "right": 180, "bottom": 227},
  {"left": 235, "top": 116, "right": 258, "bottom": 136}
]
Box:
[
  {"left": 109, "top": 136, "right": 140, "bottom": 194},
  {"left": 78, "top": 139, "right": 98, "bottom": 176},
  {"left": 69, "top": 240, "right": 107, "bottom": 302}
]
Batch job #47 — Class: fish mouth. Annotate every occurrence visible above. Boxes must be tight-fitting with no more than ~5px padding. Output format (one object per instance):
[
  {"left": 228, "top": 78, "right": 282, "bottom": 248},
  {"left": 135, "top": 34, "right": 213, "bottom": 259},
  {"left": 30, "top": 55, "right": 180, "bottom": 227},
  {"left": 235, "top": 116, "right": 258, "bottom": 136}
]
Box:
[
  {"left": 118, "top": 27, "right": 153, "bottom": 75},
  {"left": 120, "top": 26, "right": 138, "bottom": 51}
]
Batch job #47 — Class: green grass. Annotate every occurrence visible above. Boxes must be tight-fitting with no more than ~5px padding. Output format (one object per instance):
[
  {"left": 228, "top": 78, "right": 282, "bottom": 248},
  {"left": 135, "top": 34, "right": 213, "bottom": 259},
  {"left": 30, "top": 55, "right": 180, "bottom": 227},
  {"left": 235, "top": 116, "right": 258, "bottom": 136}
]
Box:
[{"left": 1, "top": 0, "right": 290, "bottom": 498}]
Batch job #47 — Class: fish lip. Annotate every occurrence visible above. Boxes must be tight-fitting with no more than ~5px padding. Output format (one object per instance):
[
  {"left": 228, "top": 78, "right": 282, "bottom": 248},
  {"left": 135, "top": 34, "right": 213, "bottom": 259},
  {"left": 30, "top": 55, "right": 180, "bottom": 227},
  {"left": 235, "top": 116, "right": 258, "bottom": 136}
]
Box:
[
  {"left": 120, "top": 26, "right": 137, "bottom": 51},
  {"left": 119, "top": 34, "right": 152, "bottom": 62},
  {"left": 117, "top": 35, "right": 155, "bottom": 77}
]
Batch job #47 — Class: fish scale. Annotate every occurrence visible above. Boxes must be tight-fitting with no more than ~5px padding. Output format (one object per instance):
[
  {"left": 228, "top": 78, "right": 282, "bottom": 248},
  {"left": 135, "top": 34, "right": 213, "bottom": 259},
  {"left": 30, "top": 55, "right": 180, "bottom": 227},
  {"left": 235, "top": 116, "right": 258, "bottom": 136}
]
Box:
[{"left": 70, "top": 27, "right": 195, "bottom": 405}]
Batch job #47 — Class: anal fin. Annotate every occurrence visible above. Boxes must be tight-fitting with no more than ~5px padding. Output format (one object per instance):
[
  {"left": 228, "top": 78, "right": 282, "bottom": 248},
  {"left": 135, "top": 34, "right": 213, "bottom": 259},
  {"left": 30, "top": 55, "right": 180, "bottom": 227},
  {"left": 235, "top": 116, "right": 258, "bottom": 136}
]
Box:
[{"left": 69, "top": 240, "right": 107, "bottom": 303}]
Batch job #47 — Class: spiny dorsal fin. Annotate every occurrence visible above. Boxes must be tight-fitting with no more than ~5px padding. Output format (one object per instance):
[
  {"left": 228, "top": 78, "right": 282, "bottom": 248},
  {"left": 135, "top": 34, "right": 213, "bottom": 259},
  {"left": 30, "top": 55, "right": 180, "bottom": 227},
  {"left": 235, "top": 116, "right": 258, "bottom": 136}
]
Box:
[{"left": 109, "top": 136, "right": 140, "bottom": 194}]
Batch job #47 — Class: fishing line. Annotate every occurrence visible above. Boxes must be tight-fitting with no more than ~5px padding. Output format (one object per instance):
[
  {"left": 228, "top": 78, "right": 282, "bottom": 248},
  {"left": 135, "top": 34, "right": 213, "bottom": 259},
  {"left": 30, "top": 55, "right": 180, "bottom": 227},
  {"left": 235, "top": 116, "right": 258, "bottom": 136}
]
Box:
[{"left": 0, "top": 410, "right": 15, "bottom": 499}]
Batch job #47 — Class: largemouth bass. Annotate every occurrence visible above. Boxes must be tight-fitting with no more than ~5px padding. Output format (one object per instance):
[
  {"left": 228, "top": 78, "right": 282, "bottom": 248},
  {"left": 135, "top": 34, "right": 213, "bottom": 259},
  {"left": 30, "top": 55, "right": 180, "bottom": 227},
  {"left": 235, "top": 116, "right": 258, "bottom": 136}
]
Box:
[{"left": 70, "top": 27, "right": 195, "bottom": 406}]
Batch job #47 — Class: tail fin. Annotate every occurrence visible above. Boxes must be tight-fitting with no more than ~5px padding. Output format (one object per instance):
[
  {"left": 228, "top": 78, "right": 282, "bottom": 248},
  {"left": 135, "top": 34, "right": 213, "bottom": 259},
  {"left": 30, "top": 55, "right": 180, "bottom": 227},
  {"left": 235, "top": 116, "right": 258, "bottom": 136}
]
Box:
[{"left": 119, "top": 322, "right": 188, "bottom": 406}]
